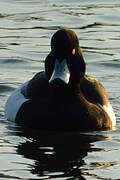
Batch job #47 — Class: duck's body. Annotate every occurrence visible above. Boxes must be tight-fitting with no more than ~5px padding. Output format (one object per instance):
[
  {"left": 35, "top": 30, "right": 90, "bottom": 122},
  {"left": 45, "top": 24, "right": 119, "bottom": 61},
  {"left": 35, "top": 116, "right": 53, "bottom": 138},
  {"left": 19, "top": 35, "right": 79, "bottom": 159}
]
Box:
[
  {"left": 5, "top": 28, "right": 116, "bottom": 131},
  {"left": 5, "top": 71, "right": 115, "bottom": 131}
]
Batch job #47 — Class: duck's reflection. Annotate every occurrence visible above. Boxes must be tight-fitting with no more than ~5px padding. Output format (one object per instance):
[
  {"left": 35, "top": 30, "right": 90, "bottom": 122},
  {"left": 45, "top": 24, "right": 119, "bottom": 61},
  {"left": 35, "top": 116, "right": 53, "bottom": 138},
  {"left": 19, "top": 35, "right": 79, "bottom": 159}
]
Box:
[{"left": 16, "top": 127, "right": 106, "bottom": 179}]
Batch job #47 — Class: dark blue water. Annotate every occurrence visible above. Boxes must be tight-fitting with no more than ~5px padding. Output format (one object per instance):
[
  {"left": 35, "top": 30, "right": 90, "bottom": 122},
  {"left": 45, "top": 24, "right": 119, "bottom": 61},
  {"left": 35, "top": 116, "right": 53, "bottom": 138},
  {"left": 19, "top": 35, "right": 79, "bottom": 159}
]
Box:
[{"left": 0, "top": 0, "right": 120, "bottom": 179}]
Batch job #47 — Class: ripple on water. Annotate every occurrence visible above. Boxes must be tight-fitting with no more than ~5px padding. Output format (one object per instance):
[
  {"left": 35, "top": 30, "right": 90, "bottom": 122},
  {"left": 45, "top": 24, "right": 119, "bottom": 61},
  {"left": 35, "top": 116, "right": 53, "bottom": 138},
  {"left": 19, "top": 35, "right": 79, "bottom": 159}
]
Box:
[
  {"left": 0, "top": 84, "right": 15, "bottom": 93},
  {"left": 0, "top": 0, "right": 120, "bottom": 180}
]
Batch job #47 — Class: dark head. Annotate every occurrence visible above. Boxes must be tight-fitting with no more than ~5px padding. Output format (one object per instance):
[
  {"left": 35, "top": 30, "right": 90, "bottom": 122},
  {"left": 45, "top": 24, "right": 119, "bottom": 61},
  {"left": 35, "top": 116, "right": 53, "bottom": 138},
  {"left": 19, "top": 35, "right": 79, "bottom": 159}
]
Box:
[{"left": 45, "top": 28, "right": 86, "bottom": 87}]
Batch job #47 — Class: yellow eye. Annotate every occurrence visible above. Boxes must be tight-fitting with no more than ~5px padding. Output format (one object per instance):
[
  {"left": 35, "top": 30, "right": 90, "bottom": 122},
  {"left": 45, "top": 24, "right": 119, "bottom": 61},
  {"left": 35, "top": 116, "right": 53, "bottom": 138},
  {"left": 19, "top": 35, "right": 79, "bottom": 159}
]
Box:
[{"left": 72, "top": 48, "right": 75, "bottom": 55}]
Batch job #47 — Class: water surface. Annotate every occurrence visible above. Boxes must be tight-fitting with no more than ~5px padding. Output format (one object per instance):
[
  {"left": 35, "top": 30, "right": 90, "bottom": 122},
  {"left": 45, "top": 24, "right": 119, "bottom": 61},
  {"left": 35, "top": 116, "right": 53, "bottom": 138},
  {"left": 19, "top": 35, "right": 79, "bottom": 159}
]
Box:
[{"left": 0, "top": 0, "right": 120, "bottom": 179}]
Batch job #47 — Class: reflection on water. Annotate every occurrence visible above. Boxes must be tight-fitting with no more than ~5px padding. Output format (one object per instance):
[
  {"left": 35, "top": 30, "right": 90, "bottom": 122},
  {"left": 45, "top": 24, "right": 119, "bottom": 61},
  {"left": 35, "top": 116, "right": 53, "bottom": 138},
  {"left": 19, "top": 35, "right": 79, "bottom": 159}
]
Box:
[
  {"left": 15, "top": 126, "right": 107, "bottom": 179},
  {"left": 0, "top": 0, "right": 120, "bottom": 179}
]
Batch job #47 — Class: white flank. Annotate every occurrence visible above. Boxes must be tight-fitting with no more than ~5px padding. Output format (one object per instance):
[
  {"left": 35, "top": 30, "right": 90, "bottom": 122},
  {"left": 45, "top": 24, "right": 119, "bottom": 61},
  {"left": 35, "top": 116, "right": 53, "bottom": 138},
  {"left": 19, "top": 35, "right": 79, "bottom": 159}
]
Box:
[
  {"left": 103, "top": 103, "right": 116, "bottom": 127},
  {"left": 5, "top": 81, "right": 29, "bottom": 122}
]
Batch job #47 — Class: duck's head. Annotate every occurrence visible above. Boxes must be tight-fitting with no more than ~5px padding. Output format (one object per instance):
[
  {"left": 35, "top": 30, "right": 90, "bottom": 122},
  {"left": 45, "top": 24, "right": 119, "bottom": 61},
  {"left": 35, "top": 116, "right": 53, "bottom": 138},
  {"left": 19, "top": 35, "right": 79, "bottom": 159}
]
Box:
[{"left": 45, "top": 28, "right": 86, "bottom": 87}]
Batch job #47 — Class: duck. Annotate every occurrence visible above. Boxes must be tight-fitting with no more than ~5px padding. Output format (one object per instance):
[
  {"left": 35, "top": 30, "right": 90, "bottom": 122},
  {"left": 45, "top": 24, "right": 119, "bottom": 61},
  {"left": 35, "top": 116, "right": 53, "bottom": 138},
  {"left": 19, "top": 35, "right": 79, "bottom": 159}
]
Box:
[{"left": 5, "top": 28, "right": 116, "bottom": 131}]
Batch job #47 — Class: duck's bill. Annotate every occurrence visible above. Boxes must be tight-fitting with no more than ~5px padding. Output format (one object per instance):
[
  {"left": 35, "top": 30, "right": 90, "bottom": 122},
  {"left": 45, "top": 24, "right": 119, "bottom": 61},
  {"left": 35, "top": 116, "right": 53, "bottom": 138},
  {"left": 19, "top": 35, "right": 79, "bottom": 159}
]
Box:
[{"left": 49, "top": 59, "right": 70, "bottom": 84}]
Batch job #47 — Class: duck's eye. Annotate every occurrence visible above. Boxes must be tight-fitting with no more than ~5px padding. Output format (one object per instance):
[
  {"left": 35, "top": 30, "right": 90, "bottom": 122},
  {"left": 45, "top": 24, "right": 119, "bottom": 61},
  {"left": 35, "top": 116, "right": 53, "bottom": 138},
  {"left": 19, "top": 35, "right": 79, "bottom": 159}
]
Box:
[{"left": 72, "top": 48, "right": 75, "bottom": 55}]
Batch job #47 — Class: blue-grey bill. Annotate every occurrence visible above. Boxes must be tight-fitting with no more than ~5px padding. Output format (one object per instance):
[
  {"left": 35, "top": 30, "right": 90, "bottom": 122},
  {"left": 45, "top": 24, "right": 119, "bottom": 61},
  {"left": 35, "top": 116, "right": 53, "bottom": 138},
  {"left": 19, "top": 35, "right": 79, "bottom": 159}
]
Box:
[{"left": 49, "top": 59, "right": 70, "bottom": 84}]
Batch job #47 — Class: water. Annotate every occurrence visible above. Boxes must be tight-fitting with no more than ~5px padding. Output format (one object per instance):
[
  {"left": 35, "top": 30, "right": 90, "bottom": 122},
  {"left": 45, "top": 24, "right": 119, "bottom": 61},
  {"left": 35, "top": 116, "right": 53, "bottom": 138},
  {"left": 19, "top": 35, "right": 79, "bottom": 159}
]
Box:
[{"left": 0, "top": 0, "right": 120, "bottom": 179}]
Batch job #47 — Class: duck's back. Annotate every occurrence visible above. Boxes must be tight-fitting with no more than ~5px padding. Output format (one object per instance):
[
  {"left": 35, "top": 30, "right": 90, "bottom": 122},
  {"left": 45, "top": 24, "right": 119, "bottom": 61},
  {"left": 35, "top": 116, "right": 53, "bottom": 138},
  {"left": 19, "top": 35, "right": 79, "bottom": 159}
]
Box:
[
  {"left": 22, "top": 71, "right": 51, "bottom": 99},
  {"left": 23, "top": 72, "right": 108, "bottom": 107},
  {"left": 81, "top": 75, "right": 108, "bottom": 106}
]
